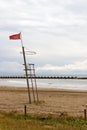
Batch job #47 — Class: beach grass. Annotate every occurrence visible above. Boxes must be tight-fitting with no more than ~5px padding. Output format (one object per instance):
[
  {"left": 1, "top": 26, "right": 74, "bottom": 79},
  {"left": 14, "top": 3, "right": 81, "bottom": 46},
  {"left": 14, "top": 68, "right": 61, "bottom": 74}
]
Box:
[{"left": 0, "top": 112, "right": 87, "bottom": 130}]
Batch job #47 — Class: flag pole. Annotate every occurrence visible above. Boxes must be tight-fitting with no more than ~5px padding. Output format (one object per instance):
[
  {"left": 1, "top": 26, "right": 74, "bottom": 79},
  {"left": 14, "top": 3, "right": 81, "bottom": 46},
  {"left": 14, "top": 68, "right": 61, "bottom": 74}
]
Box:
[
  {"left": 20, "top": 33, "right": 23, "bottom": 47},
  {"left": 20, "top": 32, "right": 31, "bottom": 104}
]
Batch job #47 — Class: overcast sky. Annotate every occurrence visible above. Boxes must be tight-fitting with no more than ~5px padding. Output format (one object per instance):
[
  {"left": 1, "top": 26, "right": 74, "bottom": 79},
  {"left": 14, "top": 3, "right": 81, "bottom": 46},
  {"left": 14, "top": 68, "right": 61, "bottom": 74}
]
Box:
[{"left": 0, "top": 0, "right": 87, "bottom": 76}]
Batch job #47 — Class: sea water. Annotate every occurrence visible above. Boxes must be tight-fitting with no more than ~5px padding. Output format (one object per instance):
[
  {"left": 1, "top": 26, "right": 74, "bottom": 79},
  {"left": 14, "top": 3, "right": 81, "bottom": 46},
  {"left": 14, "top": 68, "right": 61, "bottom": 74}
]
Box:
[{"left": 0, "top": 78, "right": 87, "bottom": 90}]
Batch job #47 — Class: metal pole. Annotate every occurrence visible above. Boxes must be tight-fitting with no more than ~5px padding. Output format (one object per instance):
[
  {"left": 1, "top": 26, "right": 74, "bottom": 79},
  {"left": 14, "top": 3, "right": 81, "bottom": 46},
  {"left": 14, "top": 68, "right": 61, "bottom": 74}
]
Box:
[{"left": 22, "top": 46, "right": 31, "bottom": 104}]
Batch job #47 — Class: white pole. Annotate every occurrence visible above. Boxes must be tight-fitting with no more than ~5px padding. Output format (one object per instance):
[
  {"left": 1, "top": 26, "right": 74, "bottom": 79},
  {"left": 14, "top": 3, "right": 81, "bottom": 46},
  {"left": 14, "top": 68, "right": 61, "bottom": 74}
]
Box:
[{"left": 20, "top": 32, "right": 23, "bottom": 47}]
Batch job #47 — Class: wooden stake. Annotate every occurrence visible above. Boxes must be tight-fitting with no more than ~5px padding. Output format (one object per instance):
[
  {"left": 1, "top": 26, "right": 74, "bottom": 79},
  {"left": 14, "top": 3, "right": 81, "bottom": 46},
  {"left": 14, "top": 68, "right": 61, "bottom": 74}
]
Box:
[
  {"left": 84, "top": 109, "right": 86, "bottom": 120},
  {"left": 24, "top": 105, "right": 27, "bottom": 116}
]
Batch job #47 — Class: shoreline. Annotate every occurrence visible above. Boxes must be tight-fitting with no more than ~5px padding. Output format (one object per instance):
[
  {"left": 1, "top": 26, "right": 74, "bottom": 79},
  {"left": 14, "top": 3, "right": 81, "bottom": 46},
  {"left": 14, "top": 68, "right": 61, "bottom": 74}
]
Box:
[
  {"left": 0, "top": 86, "right": 87, "bottom": 93},
  {"left": 1, "top": 78, "right": 87, "bottom": 91}
]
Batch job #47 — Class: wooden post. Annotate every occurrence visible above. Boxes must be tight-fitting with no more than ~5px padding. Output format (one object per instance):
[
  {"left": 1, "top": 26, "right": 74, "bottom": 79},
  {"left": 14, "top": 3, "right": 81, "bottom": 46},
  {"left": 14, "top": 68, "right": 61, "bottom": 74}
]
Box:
[
  {"left": 22, "top": 46, "right": 31, "bottom": 104},
  {"left": 32, "top": 64, "right": 39, "bottom": 103},
  {"left": 20, "top": 33, "right": 31, "bottom": 104},
  {"left": 29, "top": 64, "right": 36, "bottom": 102},
  {"left": 84, "top": 109, "right": 86, "bottom": 120},
  {"left": 24, "top": 105, "right": 27, "bottom": 116}
]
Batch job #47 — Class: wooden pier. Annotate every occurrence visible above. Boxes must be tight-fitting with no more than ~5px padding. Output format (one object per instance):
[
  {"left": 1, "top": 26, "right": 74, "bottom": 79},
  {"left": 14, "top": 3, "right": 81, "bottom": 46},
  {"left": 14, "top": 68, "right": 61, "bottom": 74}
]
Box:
[{"left": 0, "top": 76, "right": 87, "bottom": 79}]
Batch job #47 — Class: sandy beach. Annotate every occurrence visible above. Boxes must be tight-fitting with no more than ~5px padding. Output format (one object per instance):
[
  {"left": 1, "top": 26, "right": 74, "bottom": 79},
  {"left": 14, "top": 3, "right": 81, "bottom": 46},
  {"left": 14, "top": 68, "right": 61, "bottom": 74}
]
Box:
[{"left": 0, "top": 86, "right": 87, "bottom": 117}]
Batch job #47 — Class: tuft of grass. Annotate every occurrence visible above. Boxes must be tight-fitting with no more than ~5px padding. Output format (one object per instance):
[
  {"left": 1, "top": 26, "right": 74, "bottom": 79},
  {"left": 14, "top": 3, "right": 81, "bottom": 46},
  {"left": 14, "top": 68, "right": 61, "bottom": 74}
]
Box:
[
  {"left": 34, "top": 100, "right": 45, "bottom": 105},
  {"left": 0, "top": 112, "right": 87, "bottom": 130}
]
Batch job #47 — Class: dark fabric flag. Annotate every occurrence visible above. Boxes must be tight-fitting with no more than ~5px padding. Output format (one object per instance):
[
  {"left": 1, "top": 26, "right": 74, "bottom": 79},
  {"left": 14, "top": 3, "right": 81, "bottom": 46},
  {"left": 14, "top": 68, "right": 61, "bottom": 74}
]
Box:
[{"left": 9, "top": 33, "right": 20, "bottom": 40}]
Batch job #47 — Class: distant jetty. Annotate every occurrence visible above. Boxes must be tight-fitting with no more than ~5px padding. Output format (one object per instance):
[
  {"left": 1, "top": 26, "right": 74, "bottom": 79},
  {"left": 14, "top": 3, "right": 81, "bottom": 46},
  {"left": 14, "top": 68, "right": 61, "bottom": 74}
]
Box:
[{"left": 0, "top": 76, "right": 87, "bottom": 79}]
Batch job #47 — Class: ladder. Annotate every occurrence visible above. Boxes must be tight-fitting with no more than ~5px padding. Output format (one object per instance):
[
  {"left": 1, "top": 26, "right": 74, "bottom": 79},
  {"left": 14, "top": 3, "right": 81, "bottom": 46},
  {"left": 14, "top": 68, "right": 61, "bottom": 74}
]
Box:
[{"left": 27, "top": 64, "right": 39, "bottom": 102}]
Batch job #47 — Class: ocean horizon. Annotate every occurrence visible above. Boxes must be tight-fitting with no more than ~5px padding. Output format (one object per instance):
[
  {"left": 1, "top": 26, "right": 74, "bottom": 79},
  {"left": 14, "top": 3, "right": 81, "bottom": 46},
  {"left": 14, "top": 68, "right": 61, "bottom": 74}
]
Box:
[{"left": 0, "top": 78, "right": 87, "bottom": 91}]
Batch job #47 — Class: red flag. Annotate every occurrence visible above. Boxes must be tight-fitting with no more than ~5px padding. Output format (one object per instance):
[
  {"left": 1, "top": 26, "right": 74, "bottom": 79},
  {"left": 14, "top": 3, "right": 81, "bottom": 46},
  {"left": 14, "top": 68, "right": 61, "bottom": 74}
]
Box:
[{"left": 9, "top": 33, "right": 21, "bottom": 40}]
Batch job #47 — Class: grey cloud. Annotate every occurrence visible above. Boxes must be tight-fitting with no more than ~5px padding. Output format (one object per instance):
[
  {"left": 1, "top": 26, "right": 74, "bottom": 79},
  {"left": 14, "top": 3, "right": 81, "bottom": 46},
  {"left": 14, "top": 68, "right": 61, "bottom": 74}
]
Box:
[
  {"left": 65, "top": 0, "right": 87, "bottom": 15},
  {"left": 0, "top": 0, "right": 87, "bottom": 75}
]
